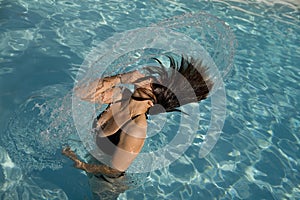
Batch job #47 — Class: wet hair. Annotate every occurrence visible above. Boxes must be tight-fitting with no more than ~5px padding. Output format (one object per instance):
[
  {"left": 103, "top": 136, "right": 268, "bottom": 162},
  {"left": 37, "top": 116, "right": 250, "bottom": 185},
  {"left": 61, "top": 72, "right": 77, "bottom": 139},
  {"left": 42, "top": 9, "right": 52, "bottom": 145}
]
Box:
[{"left": 141, "top": 56, "right": 214, "bottom": 115}]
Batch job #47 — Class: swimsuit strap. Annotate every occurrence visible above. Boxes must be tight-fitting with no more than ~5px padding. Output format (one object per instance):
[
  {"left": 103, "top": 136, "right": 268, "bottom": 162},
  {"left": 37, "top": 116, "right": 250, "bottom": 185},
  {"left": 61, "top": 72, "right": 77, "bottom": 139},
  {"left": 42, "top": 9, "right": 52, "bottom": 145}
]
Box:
[
  {"left": 131, "top": 113, "right": 148, "bottom": 120},
  {"left": 130, "top": 95, "right": 154, "bottom": 102},
  {"left": 95, "top": 171, "right": 125, "bottom": 182}
]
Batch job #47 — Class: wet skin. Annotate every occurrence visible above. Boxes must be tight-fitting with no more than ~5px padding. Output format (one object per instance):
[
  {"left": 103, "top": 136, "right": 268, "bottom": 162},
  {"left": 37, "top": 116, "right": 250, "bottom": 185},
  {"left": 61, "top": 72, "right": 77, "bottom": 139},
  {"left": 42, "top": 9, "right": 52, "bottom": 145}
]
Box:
[{"left": 63, "top": 70, "right": 154, "bottom": 175}]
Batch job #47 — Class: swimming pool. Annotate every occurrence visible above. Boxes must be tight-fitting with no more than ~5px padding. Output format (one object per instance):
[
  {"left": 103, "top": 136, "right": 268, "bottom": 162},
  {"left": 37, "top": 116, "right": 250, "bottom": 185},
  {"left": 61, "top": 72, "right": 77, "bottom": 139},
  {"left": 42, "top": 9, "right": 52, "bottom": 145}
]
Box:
[{"left": 0, "top": 0, "right": 299, "bottom": 199}]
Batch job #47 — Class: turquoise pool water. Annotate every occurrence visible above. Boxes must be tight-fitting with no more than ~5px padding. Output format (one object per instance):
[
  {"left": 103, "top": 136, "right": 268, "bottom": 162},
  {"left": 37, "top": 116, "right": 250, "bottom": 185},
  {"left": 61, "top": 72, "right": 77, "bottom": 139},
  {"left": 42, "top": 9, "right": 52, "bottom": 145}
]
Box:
[{"left": 0, "top": 0, "right": 299, "bottom": 199}]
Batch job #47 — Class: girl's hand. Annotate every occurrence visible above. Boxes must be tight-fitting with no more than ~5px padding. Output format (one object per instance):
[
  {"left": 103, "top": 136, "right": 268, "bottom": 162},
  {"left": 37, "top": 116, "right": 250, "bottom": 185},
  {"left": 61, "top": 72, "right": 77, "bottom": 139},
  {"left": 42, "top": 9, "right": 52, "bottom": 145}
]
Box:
[
  {"left": 75, "top": 76, "right": 121, "bottom": 102},
  {"left": 74, "top": 70, "right": 148, "bottom": 103}
]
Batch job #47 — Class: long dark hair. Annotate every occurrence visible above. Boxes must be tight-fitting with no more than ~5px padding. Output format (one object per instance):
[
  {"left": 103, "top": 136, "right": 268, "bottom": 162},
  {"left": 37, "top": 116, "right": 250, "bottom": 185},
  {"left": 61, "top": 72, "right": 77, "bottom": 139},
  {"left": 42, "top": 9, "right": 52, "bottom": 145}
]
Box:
[{"left": 140, "top": 56, "right": 213, "bottom": 115}]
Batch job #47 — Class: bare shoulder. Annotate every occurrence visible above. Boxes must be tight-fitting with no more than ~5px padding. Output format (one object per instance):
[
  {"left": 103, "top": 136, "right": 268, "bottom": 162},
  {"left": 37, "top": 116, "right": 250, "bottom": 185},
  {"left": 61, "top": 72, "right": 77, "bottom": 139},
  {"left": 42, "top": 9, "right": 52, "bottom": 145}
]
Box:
[
  {"left": 120, "top": 114, "right": 147, "bottom": 140},
  {"left": 133, "top": 113, "right": 147, "bottom": 127}
]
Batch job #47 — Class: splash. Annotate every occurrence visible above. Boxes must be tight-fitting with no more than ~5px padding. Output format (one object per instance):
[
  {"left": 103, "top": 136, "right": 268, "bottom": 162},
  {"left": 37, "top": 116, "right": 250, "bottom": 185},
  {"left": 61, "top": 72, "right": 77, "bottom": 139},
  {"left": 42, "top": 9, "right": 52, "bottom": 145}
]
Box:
[
  {"left": 72, "top": 12, "right": 236, "bottom": 172},
  {"left": 1, "top": 84, "right": 78, "bottom": 173},
  {"left": 0, "top": 146, "right": 68, "bottom": 199}
]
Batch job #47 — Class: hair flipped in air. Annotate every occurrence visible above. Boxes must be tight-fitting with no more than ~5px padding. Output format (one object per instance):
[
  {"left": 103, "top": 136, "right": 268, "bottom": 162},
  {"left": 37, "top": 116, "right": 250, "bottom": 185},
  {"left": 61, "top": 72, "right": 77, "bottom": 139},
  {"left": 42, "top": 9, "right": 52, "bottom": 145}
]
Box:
[{"left": 139, "top": 56, "right": 214, "bottom": 115}]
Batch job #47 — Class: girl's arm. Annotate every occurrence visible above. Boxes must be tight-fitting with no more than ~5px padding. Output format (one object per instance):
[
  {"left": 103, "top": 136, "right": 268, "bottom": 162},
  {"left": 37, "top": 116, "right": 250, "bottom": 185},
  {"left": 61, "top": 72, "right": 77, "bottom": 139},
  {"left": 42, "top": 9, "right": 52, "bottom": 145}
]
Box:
[
  {"left": 62, "top": 147, "right": 124, "bottom": 178},
  {"left": 62, "top": 114, "right": 147, "bottom": 175},
  {"left": 75, "top": 70, "right": 145, "bottom": 104},
  {"left": 110, "top": 114, "right": 147, "bottom": 172}
]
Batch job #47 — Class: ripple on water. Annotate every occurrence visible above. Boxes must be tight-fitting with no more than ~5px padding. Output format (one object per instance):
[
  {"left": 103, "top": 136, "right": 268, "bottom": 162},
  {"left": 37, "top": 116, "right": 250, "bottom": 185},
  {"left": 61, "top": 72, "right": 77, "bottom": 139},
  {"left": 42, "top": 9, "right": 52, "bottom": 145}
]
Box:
[
  {"left": 1, "top": 0, "right": 299, "bottom": 199},
  {"left": 278, "top": 139, "right": 299, "bottom": 160},
  {"left": 0, "top": 29, "right": 38, "bottom": 58},
  {"left": 169, "top": 157, "right": 196, "bottom": 181},
  {"left": 254, "top": 149, "right": 285, "bottom": 186},
  {"left": 272, "top": 122, "right": 298, "bottom": 142},
  {"left": 0, "top": 67, "right": 14, "bottom": 75},
  {"left": 1, "top": 84, "right": 76, "bottom": 173},
  {"left": 0, "top": 146, "right": 68, "bottom": 199}
]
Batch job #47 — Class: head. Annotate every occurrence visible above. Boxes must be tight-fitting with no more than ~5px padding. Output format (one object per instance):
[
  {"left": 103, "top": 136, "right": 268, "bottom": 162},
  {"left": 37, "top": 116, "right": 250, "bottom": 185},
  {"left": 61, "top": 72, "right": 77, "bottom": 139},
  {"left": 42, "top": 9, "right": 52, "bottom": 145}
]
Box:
[{"left": 142, "top": 56, "right": 214, "bottom": 115}]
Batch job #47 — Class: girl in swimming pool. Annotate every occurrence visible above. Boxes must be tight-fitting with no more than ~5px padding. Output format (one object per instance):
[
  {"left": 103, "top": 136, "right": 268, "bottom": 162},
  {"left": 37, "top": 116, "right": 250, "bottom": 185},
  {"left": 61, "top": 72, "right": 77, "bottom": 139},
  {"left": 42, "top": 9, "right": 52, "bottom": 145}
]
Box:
[{"left": 62, "top": 55, "right": 213, "bottom": 178}]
